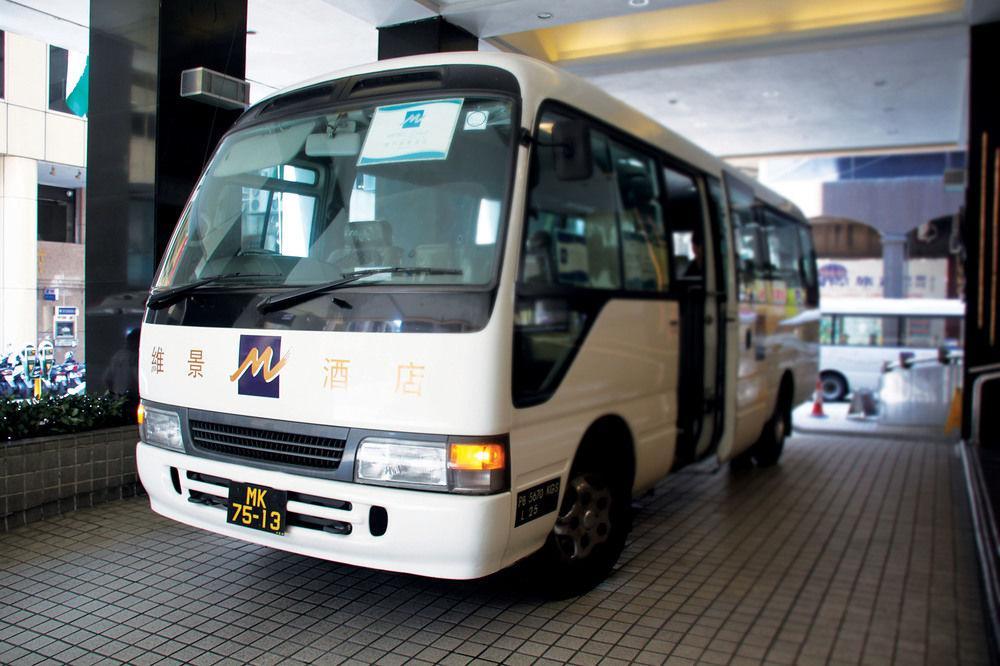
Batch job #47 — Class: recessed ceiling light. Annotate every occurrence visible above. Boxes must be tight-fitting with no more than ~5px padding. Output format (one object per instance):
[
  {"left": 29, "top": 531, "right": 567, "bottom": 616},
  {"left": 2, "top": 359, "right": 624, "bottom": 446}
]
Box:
[
  {"left": 762, "top": 90, "right": 780, "bottom": 98},
  {"left": 629, "top": 0, "right": 650, "bottom": 7},
  {"left": 246, "top": 29, "right": 258, "bottom": 35},
  {"left": 668, "top": 98, "right": 678, "bottom": 105},
  {"left": 883, "top": 106, "right": 895, "bottom": 113},
  {"left": 874, "top": 79, "right": 887, "bottom": 87},
  {"left": 537, "top": 12, "right": 553, "bottom": 19}
]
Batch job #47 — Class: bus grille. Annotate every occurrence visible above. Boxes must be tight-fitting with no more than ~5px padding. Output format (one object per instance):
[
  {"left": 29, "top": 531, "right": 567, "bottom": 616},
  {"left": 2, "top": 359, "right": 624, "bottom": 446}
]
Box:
[{"left": 189, "top": 419, "right": 346, "bottom": 470}]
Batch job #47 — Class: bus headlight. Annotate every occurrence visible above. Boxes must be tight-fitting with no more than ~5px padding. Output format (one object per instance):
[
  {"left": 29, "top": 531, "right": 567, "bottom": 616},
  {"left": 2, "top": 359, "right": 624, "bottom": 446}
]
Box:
[
  {"left": 355, "top": 437, "right": 509, "bottom": 493},
  {"left": 356, "top": 438, "right": 447, "bottom": 488},
  {"left": 139, "top": 404, "right": 184, "bottom": 451}
]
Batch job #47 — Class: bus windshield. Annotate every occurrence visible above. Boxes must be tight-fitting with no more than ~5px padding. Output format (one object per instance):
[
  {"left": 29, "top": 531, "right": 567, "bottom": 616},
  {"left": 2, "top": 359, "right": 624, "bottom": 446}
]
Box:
[{"left": 155, "top": 96, "right": 515, "bottom": 291}]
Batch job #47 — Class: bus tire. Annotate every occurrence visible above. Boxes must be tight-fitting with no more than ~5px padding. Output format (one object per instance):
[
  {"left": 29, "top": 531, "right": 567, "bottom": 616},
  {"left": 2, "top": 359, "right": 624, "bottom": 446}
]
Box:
[
  {"left": 751, "top": 379, "right": 792, "bottom": 467},
  {"left": 534, "top": 450, "right": 630, "bottom": 598},
  {"left": 820, "top": 371, "right": 848, "bottom": 402}
]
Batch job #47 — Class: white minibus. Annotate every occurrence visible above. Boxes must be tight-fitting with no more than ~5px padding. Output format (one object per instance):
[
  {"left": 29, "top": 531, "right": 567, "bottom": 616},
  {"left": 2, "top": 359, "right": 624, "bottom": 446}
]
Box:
[
  {"left": 136, "top": 52, "right": 818, "bottom": 595},
  {"left": 819, "top": 297, "right": 964, "bottom": 401}
]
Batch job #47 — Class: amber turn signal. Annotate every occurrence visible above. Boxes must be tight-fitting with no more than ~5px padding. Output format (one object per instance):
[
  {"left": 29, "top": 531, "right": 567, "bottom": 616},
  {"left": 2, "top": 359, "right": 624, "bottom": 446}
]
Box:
[
  {"left": 136, "top": 403, "right": 146, "bottom": 425},
  {"left": 448, "top": 443, "right": 505, "bottom": 471}
]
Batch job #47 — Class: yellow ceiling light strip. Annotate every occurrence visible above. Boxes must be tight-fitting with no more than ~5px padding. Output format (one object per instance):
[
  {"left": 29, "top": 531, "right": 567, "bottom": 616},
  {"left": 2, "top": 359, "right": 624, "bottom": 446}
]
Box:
[{"left": 504, "top": 0, "right": 963, "bottom": 62}]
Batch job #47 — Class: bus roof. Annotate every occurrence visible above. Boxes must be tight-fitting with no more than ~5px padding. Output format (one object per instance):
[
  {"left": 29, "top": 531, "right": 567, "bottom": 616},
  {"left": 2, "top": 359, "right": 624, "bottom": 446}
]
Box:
[
  {"left": 819, "top": 297, "right": 966, "bottom": 316},
  {"left": 252, "top": 51, "right": 805, "bottom": 221}
]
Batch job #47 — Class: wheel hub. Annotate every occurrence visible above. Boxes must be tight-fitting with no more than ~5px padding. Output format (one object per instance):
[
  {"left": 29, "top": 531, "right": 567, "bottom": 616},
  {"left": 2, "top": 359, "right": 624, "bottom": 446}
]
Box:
[{"left": 553, "top": 474, "right": 612, "bottom": 561}]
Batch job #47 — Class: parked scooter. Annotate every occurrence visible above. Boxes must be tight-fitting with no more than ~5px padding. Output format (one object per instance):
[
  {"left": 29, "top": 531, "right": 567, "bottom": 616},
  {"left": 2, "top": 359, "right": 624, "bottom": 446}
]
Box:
[
  {"left": 0, "top": 351, "right": 18, "bottom": 398},
  {"left": 0, "top": 352, "right": 32, "bottom": 399},
  {"left": 46, "top": 354, "right": 85, "bottom": 396},
  {"left": 60, "top": 352, "right": 86, "bottom": 395}
]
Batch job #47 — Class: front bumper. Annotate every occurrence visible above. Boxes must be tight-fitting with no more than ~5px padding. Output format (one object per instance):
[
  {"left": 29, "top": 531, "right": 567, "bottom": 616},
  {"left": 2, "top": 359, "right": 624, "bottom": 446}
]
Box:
[{"left": 137, "top": 442, "right": 512, "bottom": 579}]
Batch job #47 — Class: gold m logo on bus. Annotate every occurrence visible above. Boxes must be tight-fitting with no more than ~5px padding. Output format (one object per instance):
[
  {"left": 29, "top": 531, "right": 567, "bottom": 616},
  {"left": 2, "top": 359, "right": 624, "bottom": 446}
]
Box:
[{"left": 231, "top": 335, "right": 288, "bottom": 398}]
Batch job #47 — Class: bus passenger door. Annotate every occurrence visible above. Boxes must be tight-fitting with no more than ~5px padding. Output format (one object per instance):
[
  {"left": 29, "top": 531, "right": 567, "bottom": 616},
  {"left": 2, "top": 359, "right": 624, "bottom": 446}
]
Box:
[{"left": 662, "top": 166, "right": 720, "bottom": 464}]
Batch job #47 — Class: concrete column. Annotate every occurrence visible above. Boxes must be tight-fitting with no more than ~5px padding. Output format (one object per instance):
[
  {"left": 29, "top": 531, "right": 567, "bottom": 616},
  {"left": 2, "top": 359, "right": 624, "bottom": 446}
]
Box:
[
  {"left": 87, "top": 0, "right": 247, "bottom": 395},
  {"left": 0, "top": 155, "right": 39, "bottom": 355},
  {"left": 881, "top": 232, "right": 906, "bottom": 298},
  {"left": 377, "top": 17, "right": 477, "bottom": 60}
]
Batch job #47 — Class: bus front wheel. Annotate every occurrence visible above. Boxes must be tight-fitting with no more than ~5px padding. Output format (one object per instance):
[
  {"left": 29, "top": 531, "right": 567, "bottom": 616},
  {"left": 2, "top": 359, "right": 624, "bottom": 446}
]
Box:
[{"left": 534, "top": 460, "right": 630, "bottom": 598}]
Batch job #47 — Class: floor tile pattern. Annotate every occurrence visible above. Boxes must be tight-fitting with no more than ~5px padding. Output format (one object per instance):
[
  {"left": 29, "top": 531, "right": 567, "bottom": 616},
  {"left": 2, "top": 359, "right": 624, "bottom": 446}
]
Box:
[{"left": 0, "top": 433, "right": 989, "bottom": 665}]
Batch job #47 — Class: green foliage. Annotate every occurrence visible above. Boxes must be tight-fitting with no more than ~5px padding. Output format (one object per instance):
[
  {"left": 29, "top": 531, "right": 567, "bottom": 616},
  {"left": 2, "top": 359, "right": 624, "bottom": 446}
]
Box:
[{"left": 0, "top": 392, "right": 134, "bottom": 441}]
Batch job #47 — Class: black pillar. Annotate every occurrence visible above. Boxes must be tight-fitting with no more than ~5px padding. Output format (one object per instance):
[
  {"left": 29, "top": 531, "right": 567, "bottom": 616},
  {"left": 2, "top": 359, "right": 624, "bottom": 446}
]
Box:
[
  {"left": 377, "top": 17, "right": 477, "bottom": 60},
  {"left": 86, "top": 0, "right": 246, "bottom": 399},
  {"left": 964, "top": 20, "right": 1000, "bottom": 442}
]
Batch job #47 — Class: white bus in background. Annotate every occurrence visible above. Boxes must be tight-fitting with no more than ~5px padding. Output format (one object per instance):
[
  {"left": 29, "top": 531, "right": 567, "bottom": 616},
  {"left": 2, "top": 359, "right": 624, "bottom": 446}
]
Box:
[
  {"left": 819, "top": 297, "right": 964, "bottom": 401},
  {"left": 136, "top": 52, "right": 818, "bottom": 596}
]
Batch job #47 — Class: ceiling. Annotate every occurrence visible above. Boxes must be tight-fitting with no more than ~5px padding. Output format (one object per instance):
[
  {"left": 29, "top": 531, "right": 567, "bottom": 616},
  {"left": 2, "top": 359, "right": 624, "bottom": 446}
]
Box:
[
  {"left": 3, "top": 0, "right": 992, "bottom": 161},
  {"left": 305, "top": 0, "right": 995, "bottom": 159}
]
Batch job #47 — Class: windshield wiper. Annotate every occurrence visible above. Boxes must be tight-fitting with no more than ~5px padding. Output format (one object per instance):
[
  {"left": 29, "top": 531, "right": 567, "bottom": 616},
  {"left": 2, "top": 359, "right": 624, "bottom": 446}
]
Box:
[
  {"left": 147, "top": 273, "right": 279, "bottom": 310},
  {"left": 257, "top": 267, "right": 463, "bottom": 314}
]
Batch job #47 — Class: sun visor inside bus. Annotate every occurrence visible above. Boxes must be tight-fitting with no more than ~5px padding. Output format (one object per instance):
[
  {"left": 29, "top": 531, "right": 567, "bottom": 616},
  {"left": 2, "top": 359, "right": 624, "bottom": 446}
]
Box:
[{"left": 211, "top": 123, "right": 313, "bottom": 177}]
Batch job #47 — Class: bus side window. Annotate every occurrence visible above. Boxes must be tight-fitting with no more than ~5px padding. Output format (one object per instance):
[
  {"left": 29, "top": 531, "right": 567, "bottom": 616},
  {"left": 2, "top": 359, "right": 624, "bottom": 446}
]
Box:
[
  {"left": 610, "top": 141, "right": 669, "bottom": 292},
  {"left": 797, "top": 224, "right": 819, "bottom": 306},
  {"left": 723, "top": 180, "right": 763, "bottom": 302},
  {"left": 519, "top": 113, "right": 621, "bottom": 290},
  {"left": 514, "top": 109, "right": 622, "bottom": 404},
  {"left": 903, "top": 316, "right": 950, "bottom": 348},
  {"left": 762, "top": 209, "right": 802, "bottom": 288},
  {"left": 820, "top": 315, "right": 835, "bottom": 344},
  {"left": 705, "top": 178, "right": 730, "bottom": 291},
  {"left": 662, "top": 166, "right": 704, "bottom": 282},
  {"left": 839, "top": 316, "right": 900, "bottom": 347}
]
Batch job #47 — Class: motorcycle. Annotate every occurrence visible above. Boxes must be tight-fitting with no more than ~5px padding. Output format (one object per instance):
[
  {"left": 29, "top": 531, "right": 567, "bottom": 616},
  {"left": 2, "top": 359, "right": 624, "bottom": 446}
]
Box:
[{"left": 1, "top": 354, "right": 33, "bottom": 399}]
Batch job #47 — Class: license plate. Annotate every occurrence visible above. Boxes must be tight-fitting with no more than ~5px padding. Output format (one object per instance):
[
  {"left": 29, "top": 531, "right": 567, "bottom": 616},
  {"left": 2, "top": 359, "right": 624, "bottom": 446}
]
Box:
[
  {"left": 227, "top": 481, "right": 287, "bottom": 535},
  {"left": 514, "top": 478, "right": 561, "bottom": 527}
]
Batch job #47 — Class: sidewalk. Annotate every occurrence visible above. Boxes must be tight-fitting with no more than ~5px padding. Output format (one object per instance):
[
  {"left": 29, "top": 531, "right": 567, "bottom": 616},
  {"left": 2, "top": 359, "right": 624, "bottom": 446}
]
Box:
[{"left": 792, "top": 400, "right": 960, "bottom": 442}]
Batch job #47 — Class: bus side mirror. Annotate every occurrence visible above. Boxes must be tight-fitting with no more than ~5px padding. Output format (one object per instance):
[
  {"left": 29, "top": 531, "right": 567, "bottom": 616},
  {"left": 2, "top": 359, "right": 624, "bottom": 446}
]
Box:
[{"left": 553, "top": 119, "right": 592, "bottom": 181}]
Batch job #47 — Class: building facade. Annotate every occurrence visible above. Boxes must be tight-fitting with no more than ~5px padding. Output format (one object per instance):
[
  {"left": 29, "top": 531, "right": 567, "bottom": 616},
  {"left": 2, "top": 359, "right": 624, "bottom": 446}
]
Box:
[{"left": 0, "top": 28, "right": 87, "bottom": 361}]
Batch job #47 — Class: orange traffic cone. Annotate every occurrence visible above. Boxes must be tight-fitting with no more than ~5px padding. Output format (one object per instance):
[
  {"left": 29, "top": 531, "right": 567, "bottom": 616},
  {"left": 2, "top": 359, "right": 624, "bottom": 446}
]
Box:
[
  {"left": 811, "top": 378, "right": 826, "bottom": 418},
  {"left": 944, "top": 387, "right": 962, "bottom": 434}
]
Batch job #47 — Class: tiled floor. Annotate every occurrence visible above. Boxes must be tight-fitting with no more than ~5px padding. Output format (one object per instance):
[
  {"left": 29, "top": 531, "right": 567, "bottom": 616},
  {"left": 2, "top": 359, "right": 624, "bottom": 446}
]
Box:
[{"left": 0, "top": 433, "right": 989, "bottom": 665}]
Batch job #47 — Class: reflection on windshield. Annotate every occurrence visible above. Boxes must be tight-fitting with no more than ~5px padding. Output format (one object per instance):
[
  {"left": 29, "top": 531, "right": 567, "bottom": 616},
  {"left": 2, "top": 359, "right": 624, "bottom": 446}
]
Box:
[{"left": 155, "top": 96, "right": 515, "bottom": 290}]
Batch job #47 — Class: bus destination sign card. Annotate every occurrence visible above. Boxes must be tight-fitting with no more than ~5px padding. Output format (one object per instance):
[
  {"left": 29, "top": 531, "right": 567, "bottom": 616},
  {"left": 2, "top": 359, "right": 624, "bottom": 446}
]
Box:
[{"left": 227, "top": 481, "right": 287, "bottom": 535}]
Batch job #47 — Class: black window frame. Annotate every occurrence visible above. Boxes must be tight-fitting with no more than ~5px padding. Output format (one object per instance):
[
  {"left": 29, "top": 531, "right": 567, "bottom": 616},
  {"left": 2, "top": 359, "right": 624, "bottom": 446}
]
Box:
[
  {"left": 513, "top": 99, "right": 715, "bottom": 407},
  {"left": 660, "top": 160, "right": 709, "bottom": 287},
  {"left": 37, "top": 184, "right": 78, "bottom": 243},
  {"left": 48, "top": 45, "right": 73, "bottom": 114},
  {"left": 148, "top": 65, "right": 525, "bottom": 335},
  {"left": 721, "top": 172, "right": 767, "bottom": 300},
  {"left": 518, "top": 99, "right": 713, "bottom": 304}
]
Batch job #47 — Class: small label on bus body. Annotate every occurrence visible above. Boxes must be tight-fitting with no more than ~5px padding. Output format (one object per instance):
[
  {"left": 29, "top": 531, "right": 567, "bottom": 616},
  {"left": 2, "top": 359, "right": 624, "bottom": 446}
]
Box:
[{"left": 514, "top": 478, "right": 561, "bottom": 527}]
